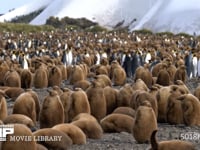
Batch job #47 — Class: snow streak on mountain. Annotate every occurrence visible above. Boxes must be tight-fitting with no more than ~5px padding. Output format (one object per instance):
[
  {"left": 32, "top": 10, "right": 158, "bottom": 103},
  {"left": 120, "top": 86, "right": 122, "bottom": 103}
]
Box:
[
  {"left": 30, "top": 0, "right": 155, "bottom": 27},
  {"left": 0, "top": 0, "right": 51, "bottom": 22},
  {"left": 1, "top": 0, "right": 200, "bottom": 35},
  {"left": 0, "top": 0, "right": 156, "bottom": 27},
  {"left": 131, "top": 0, "right": 200, "bottom": 35}
]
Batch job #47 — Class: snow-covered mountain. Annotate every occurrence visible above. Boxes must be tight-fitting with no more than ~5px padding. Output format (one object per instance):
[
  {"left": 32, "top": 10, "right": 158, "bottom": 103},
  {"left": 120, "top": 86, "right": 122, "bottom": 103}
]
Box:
[
  {"left": 1, "top": 0, "right": 200, "bottom": 35},
  {"left": 0, "top": 0, "right": 51, "bottom": 22},
  {"left": 0, "top": 0, "right": 156, "bottom": 27},
  {"left": 131, "top": 0, "right": 200, "bottom": 35},
  {"left": 30, "top": 0, "right": 155, "bottom": 27}
]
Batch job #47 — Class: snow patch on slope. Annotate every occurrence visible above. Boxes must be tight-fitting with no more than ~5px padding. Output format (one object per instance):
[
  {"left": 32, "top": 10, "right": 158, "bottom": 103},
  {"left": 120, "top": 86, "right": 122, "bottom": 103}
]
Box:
[
  {"left": 131, "top": 0, "right": 200, "bottom": 35},
  {"left": 30, "top": 0, "right": 156, "bottom": 27},
  {"left": 1, "top": 0, "right": 200, "bottom": 35},
  {"left": 0, "top": 0, "right": 52, "bottom": 22},
  {"left": 30, "top": 0, "right": 66, "bottom": 25},
  {"left": 131, "top": 0, "right": 165, "bottom": 31}
]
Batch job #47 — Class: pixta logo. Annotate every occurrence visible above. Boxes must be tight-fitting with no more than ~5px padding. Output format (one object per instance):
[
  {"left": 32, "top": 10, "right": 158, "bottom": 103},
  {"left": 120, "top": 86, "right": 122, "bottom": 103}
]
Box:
[{"left": 0, "top": 125, "right": 14, "bottom": 141}]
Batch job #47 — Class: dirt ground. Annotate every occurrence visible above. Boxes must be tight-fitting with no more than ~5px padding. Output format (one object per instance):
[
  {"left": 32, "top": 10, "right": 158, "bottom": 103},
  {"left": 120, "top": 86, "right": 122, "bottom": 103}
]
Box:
[
  {"left": 70, "top": 124, "right": 200, "bottom": 150},
  {"left": 7, "top": 78, "right": 200, "bottom": 150}
]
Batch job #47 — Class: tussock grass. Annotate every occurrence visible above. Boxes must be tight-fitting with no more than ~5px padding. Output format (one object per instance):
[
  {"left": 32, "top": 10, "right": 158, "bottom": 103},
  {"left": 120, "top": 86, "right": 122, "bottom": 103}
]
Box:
[{"left": 0, "top": 22, "right": 55, "bottom": 33}]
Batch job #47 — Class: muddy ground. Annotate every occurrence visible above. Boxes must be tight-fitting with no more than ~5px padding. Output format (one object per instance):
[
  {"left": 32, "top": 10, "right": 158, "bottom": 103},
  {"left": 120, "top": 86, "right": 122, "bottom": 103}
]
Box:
[{"left": 7, "top": 78, "right": 200, "bottom": 150}]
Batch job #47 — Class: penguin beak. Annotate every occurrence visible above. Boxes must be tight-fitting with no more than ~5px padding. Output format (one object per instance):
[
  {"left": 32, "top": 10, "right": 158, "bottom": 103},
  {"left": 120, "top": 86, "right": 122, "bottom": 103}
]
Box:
[{"left": 30, "top": 126, "right": 37, "bottom": 132}]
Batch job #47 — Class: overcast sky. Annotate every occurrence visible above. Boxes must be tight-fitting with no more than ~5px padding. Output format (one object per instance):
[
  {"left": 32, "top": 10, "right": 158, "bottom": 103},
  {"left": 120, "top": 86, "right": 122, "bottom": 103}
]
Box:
[{"left": 0, "top": 0, "right": 31, "bottom": 14}]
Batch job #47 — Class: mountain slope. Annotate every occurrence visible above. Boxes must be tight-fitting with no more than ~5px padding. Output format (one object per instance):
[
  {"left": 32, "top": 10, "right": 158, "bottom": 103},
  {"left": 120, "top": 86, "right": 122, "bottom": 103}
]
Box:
[
  {"left": 0, "top": 0, "right": 156, "bottom": 28},
  {"left": 131, "top": 0, "right": 200, "bottom": 35},
  {"left": 0, "top": 0, "right": 51, "bottom": 22},
  {"left": 30, "top": 0, "right": 155, "bottom": 27},
  {"left": 1, "top": 0, "right": 200, "bottom": 35}
]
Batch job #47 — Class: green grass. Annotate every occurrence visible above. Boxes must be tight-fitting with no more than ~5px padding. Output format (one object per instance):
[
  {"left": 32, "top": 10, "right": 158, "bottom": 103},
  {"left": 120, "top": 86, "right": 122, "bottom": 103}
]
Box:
[
  {"left": 0, "top": 22, "right": 108, "bottom": 34},
  {"left": 85, "top": 25, "right": 108, "bottom": 32},
  {"left": 133, "top": 29, "right": 153, "bottom": 35},
  {"left": 155, "top": 31, "right": 174, "bottom": 37},
  {"left": 176, "top": 32, "right": 192, "bottom": 38},
  {"left": 0, "top": 22, "right": 196, "bottom": 38},
  {"left": 0, "top": 22, "right": 55, "bottom": 33}
]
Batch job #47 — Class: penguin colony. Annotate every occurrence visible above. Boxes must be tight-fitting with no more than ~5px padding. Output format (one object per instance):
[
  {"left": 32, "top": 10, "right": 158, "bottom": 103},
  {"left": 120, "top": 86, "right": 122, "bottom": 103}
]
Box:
[{"left": 0, "top": 30, "right": 199, "bottom": 149}]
